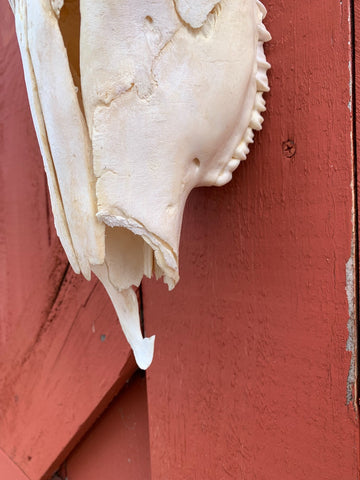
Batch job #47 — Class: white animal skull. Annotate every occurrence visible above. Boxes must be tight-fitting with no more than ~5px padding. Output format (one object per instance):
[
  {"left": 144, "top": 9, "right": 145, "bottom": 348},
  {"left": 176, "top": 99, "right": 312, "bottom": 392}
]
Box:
[{"left": 9, "top": 0, "right": 270, "bottom": 369}]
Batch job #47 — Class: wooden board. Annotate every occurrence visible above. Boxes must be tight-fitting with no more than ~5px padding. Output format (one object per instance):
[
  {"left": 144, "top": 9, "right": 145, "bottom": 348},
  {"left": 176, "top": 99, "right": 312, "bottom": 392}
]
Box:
[
  {"left": 354, "top": 0, "right": 360, "bottom": 399},
  {"left": 143, "top": 0, "right": 359, "bottom": 478},
  {"left": 65, "top": 371, "right": 151, "bottom": 480},
  {"left": 0, "top": 4, "right": 137, "bottom": 479},
  {"left": 1, "top": 1, "right": 359, "bottom": 479},
  {"left": 0, "top": 449, "right": 29, "bottom": 480}
]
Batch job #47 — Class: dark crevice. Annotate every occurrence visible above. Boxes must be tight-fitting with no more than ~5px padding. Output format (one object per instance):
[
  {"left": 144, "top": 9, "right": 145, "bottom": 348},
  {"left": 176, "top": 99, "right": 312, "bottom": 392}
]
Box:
[
  {"left": 49, "top": 457, "right": 68, "bottom": 479},
  {"left": 139, "top": 283, "right": 145, "bottom": 337},
  {"left": 58, "top": 0, "right": 85, "bottom": 116},
  {"left": 49, "top": 261, "right": 70, "bottom": 317},
  {"left": 20, "top": 261, "right": 70, "bottom": 368}
]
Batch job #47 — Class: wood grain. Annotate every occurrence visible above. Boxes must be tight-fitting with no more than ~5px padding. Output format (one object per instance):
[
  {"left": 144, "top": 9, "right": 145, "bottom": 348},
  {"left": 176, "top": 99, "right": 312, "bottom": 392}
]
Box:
[
  {"left": 1, "top": 0, "right": 359, "bottom": 478},
  {"left": 143, "top": 0, "right": 359, "bottom": 478}
]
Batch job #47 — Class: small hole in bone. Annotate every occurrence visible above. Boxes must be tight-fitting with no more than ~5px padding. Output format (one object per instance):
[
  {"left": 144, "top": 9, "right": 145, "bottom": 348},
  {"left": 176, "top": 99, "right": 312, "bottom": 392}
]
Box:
[
  {"left": 145, "top": 15, "right": 153, "bottom": 24},
  {"left": 193, "top": 158, "right": 201, "bottom": 169}
]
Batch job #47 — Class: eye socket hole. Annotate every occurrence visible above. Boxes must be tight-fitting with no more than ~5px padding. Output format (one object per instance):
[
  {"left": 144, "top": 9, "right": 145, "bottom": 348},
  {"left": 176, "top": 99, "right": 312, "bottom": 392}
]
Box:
[
  {"left": 193, "top": 158, "right": 201, "bottom": 169},
  {"left": 145, "top": 15, "right": 153, "bottom": 24}
]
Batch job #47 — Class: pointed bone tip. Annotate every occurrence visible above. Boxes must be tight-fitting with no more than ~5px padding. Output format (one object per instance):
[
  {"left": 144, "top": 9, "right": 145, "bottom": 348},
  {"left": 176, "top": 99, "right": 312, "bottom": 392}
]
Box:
[
  {"left": 81, "top": 266, "right": 92, "bottom": 281},
  {"left": 133, "top": 335, "right": 156, "bottom": 370}
]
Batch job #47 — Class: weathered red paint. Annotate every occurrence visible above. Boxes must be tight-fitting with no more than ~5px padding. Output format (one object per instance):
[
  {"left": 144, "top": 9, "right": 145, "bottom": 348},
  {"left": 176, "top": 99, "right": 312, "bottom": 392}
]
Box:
[
  {"left": 65, "top": 372, "right": 151, "bottom": 480},
  {"left": 1, "top": 0, "right": 359, "bottom": 479},
  {"left": 353, "top": 1, "right": 360, "bottom": 468},
  {"left": 143, "top": 0, "right": 359, "bottom": 478},
  {"left": 0, "top": 449, "right": 29, "bottom": 480},
  {"left": 0, "top": 4, "right": 136, "bottom": 479}
]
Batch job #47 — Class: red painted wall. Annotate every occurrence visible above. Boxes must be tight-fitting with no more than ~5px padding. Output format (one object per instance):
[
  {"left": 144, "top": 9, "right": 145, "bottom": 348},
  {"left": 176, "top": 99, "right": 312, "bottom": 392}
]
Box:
[
  {"left": 0, "top": 449, "right": 29, "bottom": 480},
  {"left": 65, "top": 372, "right": 151, "bottom": 480},
  {"left": 1, "top": 0, "right": 359, "bottom": 479},
  {"left": 143, "top": 0, "right": 359, "bottom": 478}
]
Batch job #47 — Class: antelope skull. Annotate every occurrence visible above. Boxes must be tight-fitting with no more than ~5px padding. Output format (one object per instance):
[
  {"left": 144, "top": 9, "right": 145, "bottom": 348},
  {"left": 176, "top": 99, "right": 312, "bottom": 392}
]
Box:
[{"left": 9, "top": 0, "right": 270, "bottom": 369}]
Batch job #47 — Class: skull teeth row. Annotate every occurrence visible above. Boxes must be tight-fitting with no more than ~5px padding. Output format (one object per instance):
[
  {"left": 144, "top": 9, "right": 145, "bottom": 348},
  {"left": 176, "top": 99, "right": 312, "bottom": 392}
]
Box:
[{"left": 214, "top": 1, "right": 271, "bottom": 188}]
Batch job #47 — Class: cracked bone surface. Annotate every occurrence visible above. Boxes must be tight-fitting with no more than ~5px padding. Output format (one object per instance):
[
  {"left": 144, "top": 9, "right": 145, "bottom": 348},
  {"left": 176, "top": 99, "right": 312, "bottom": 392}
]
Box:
[{"left": 10, "top": 0, "right": 270, "bottom": 369}]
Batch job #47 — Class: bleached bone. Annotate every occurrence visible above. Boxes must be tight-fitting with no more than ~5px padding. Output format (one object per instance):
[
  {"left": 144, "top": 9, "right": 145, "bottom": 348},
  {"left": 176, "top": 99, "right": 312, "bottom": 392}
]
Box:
[{"left": 10, "top": 0, "right": 270, "bottom": 369}]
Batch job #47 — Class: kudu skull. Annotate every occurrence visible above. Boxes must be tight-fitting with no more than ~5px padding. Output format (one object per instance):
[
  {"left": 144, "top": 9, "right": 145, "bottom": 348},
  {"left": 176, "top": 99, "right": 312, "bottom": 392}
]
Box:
[{"left": 9, "top": 0, "right": 270, "bottom": 369}]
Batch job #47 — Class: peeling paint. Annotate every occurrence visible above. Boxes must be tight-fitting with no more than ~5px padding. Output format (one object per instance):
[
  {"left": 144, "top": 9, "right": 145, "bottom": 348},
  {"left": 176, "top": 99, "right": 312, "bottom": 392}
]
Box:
[{"left": 345, "top": 242, "right": 356, "bottom": 405}]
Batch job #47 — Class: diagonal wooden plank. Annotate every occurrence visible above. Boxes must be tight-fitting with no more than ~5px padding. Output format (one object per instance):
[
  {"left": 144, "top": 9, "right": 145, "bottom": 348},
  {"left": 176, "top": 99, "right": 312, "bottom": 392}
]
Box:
[
  {"left": 0, "top": 267, "right": 137, "bottom": 480},
  {"left": 0, "top": 448, "right": 30, "bottom": 480}
]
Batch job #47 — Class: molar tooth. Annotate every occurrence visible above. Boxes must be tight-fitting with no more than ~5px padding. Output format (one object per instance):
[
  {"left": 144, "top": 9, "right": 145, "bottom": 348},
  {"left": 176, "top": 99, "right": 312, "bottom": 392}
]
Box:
[
  {"left": 245, "top": 128, "right": 255, "bottom": 144},
  {"left": 250, "top": 110, "right": 263, "bottom": 131},
  {"left": 227, "top": 158, "right": 241, "bottom": 171},
  {"left": 215, "top": 170, "right": 233, "bottom": 186},
  {"left": 233, "top": 143, "right": 248, "bottom": 161},
  {"left": 257, "top": 23, "right": 271, "bottom": 42},
  {"left": 255, "top": 92, "right": 266, "bottom": 112}
]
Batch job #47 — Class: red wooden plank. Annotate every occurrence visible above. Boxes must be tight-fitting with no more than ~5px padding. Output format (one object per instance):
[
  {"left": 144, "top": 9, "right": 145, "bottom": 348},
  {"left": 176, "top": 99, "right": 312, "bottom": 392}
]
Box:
[
  {"left": 354, "top": 0, "right": 360, "bottom": 163},
  {"left": 66, "top": 371, "right": 151, "bottom": 480},
  {"left": 0, "top": 2, "right": 69, "bottom": 389},
  {"left": 353, "top": 0, "right": 360, "bottom": 422},
  {"left": 0, "top": 4, "right": 138, "bottom": 479},
  {"left": 143, "top": 0, "right": 359, "bottom": 478},
  {"left": 0, "top": 449, "right": 29, "bottom": 480},
  {"left": 0, "top": 266, "right": 137, "bottom": 480}
]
